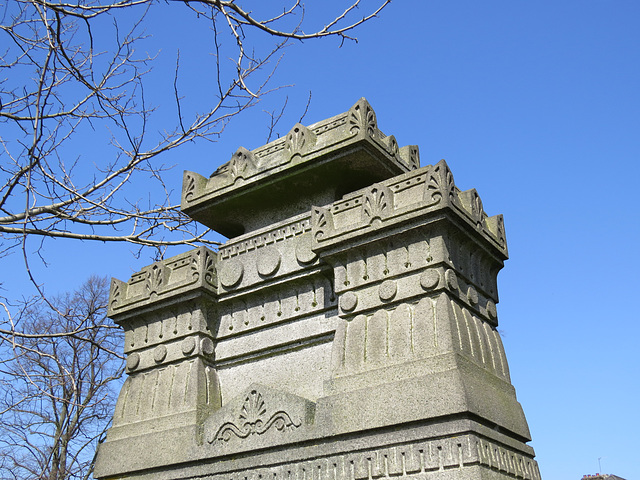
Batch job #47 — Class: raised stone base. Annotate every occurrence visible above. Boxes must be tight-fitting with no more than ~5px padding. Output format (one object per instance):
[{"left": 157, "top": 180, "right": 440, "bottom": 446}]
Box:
[{"left": 97, "top": 417, "right": 539, "bottom": 480}]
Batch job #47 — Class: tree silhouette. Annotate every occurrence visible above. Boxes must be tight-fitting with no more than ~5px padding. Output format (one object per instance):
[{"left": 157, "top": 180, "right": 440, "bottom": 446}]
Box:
[{"left": 0, "top": 276, "right": 123, "bottom": 480}]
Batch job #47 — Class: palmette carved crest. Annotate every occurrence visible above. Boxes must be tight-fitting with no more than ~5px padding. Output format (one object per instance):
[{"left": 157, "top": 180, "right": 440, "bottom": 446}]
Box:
[
  {"left": 209, "top": 390, "right": 300, "bottom": 443},
  {"left": 425, "top": 159, "right": 456, "bottom": 205},
  {"left": 467, "top": 189, "right": 485, "bottom": 228},
  {"left": 385, "top": 135, "right": 400, "bottom": 158},
  {"left": 184, "top": 173, "right": 197, "bottom": 202},
  {"left": 348, "top": 98, "right": 377, "bottom": 137},
  {"left": 402, "top": 145, "right": 420, "bottom": 170},
  {"left": 312, "top": 206, "right": 333, "bottom": 241},
  {"left": 211, "top": 147, "right": 258, "bottom": 184},
  {"left": 145, "top": 264, "right": 163, "bottom": 295},
  {"left": 190, "top": 248, "right": 217, "bottom": 286},
  {"left": 109, "top": 280, "right": 121, "bottom": 310},
  {"left": 363, "top": 184, "right": 392, "bottom": 224},
  {"left": 285, "top": 123, "right": 316, "bottom": 159}
]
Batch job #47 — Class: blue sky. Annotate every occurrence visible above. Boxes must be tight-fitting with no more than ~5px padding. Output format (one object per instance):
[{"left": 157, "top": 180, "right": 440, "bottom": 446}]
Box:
[{"left": 5, "top": 2, "right": 639, "bottom": 479}]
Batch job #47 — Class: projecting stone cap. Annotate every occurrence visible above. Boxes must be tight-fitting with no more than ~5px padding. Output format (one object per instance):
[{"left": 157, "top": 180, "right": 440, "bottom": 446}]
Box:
[
  {"left": 181, "top": 98, "right": 420, "bottom": 238},
  {"left": 108, "top": 246, "right": 217, "bottom": 319},
  {"left": 311, "top": 160, "right": 508, "bottom": 259}
]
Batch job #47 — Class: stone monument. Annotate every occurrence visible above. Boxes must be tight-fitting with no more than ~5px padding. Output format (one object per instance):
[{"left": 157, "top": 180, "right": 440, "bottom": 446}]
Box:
[{"left": 94, "top": 99, "right": 541, "bottom": 480}]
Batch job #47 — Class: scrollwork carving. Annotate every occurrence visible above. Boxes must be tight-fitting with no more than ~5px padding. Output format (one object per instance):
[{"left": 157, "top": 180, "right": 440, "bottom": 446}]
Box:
[{"left": 210, "top": 390, "right": 300, "bottom": 443}]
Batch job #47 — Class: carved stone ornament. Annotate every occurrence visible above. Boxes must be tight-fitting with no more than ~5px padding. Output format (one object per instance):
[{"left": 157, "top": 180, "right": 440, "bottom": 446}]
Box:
[
  {"left": 146, "top": 264, "right": 163, "bottom": 296},
  {"left": 219, "top": 259, "right": 244, "bottom": 288},
  {"left": 425, "top": 159, "right": 456, "bottom": 206},
  {"left": 420, "top": 269, "right": 440, "bottom": 290},
  {"left": 209, "top": 389, "right": 301, "bottom": 443},
  {"left": 191, "top": 247, "right": 217, "bottom": 286},
  {"left": 284, "top": 123, "right": 316, "bottom": 159},
  {"left": 211, "top": 146, "right": 259, "bottom": 184},
  {"left": 312, "top": 206, "right": 334, "bottom": 241},
  {"left": 348, "top": 98, "right": 377, "bottom": 137},
  {"left": 340, "top": 291, "right": 358, "bottom": 312},
  {"left": 378, "top": 280, "right": 397, "bottom": 302},
  {"left": 295, "top": 233, "right": 318, "bottom": 265},
  {"left": 183, "top": 172, "right": 198, "bottom": 202},
  {"left": 256, "top": 246, "right": 281, "bottom": 277},
  {"left": 362, "top": 183, "right": 393, "bottom": 225},
  {"left": 96, "top": 100, "right": 539, "bottom": 480}
]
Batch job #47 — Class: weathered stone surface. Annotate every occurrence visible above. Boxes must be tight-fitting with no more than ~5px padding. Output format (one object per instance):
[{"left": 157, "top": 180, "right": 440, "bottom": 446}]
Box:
[
  {"left": 181, "top": 98, "right": 419, "bottom": 238},
  {"left": 94, "top": 99, "right": 540, "bottom": 480}
]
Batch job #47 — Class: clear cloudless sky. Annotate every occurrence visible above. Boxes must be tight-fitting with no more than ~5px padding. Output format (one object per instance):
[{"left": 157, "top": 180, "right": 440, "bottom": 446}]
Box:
[{"left": 5, "top": 2, "right": 639, "bottom": 480}]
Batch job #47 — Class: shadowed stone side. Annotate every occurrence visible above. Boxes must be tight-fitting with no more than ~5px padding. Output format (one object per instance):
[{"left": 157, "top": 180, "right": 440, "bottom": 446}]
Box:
[{"left": 94, "top": 99, "right": 541, "bottom": 480}]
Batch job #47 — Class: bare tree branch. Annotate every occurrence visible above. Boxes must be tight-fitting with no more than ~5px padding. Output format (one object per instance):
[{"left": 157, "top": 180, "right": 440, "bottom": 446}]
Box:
[
  {"left": 0, "top": 276, "right": 124, "bottom": 480},
  {"left": 0, "top": 9, "right": 390, "bottom": 453}
]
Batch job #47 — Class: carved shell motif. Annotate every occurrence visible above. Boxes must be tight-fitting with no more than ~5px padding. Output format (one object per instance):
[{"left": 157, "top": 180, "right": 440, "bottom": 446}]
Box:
[{"left": 240, "top": 390, "right": 267, "bottom": 428}]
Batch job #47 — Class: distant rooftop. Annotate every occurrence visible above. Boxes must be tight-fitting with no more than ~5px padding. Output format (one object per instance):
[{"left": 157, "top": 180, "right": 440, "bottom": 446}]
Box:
[{"left": 582, "top": 474, "right": 626, "bottom": 480}]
